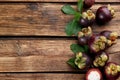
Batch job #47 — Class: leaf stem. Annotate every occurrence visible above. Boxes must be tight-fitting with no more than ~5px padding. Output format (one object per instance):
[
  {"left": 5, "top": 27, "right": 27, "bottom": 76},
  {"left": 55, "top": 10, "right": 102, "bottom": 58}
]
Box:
[{"left": 78, "top": 0, "right": 83, "bottom": 13}]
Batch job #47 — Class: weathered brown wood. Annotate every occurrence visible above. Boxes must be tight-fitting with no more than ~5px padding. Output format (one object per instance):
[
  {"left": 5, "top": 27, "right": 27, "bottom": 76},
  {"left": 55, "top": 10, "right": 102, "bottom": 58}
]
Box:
[
  {"left": 0, "top": 1, "right": 119, "bottom": 80},
  {"left": 0, "top": 38, "right": 119, "bottom": 56},
  {"left": 106, "top": 39, "right": 120, "bottom": 54},
  {"left": 0, "top": 0, "right": 119, "bottom": 2},
  {"left": 0, "top": 73, "right": 85, "bottom": 80},
  {"left": 0, "top": 73, "right": 119, "bottom": 80},
  {"left": 0, "top": 39, "right": 75, "bottom": 72},
  {"left": 0, "top": 53, "right": 119, "bottom": 72},
  {"left": 0, "top": 39, "right": 75, "bottom": 57},
  {"left": 0, "top": 3, "right": 120, "bottom": 36},
  {"left": 0, "top": 39, "right": 118, "bottom": 72},
  {"left": 0, "top": 56, "right": 73, "bottom": 72},
  {"left": 109, "top": 52, "right": 120, "bottom": 65}
]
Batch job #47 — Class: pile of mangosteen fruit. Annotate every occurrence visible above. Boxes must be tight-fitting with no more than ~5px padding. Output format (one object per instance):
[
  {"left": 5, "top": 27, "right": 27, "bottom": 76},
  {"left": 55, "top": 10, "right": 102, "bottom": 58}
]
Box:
[
  {"left": 77, "top": 27, "right": 119, "bottom": 80},
  {"left": 62, "top": 0, "right": 120, "bottom": 80}
]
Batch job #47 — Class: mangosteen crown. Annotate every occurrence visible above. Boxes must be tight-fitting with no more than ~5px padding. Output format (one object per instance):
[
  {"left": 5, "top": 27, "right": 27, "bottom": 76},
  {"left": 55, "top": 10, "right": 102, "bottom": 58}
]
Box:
[
  {"left": 74, "top": 52, "right": 87, "bottom": 69},
  {"left": 106, "top": 63, "right": 120, "bottom": 76},
  {"left": 108, "top": 4, "right": 115, "bottom": 17},
  {"left": 82, "top": 10, "right": 95, "bottom": 20},
  {"left": 93, "top": 52, "right": 108, "bottom": 67}
]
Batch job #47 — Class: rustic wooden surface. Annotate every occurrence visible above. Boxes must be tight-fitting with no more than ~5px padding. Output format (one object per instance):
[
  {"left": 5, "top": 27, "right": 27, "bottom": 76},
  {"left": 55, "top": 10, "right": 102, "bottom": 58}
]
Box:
[
  {"left": 0, "top": 3, "right": 120, "bottom": 36},
  {"left": 0, "top": 39, "right": 118, "bottom": 72},
  {"left": 0, "top": 73, "right": 85, "bottom": 80},
  {"left": 0, "top": 0, "right": 119, "bottom": 2},
  {"left": 0, "top": 0, "right": 119, "bottom": 80}
]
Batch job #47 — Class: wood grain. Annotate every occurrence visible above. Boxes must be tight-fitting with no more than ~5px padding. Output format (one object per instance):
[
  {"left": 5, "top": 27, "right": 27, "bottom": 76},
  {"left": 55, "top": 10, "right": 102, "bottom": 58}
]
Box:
[
  {"left": 0, "top": 38, "right": 119, "bottom": 57},
  {"left": 0, "top": 0, "right": 119, "bottom": 3},
  {"left": 0, "top": 73, "right": 85, "bottom": 80},
  {"left": 0, "top": 73, "right": 119, "bottom": 80},
  {"left": 0, "top": 3, "right": 120, "bottom": 36},
  {"left": 0, "top": 39, "right": 118, "bottom": 72},
  {"left": 0, "top": 39, "right": 75, "bottom": 57},
  {"left": 0, "top": 53, "right": 118, "bottom": 72},
  {"left": 0, "top": 1, "right": 119, "bottom": 80}
]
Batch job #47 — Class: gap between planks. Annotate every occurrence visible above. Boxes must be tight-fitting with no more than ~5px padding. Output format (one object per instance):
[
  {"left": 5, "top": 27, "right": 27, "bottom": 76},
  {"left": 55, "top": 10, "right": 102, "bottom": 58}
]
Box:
[{"left": 0, "top": 39, "right": 118, "bottom": 72}]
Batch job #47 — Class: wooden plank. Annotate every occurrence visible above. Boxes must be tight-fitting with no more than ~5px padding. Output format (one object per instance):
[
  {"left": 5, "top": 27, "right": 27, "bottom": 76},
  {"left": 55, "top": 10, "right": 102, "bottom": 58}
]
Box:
[
  {"left": 0, "top": 0, "right": 119, "bottom": 3},
  {"left": 0, "top": 39, "right": 75, "bottom": 72},
  {"left": 0, "top": 3, "right": 120, "bottom": 36},
  {"left": 0, "top": 73, "right": 85, "bottom": 80},
  {"left": 0, "top": 56, "right": 74, "bottom": 72},
  {"left": 0, "top": 73, "right": 119, "bottom": 80},
  {"left": 0, "top": 39, "right": 119, "bottom": 72},
  {"left": 0, "top": 54, "right": 119, "bottom": 72},
  {"left": 0, "top": 39, "right": 75, "bottom": 57},
  {"left": 0, "top": 38, "right": 119, "bottom": 57}
]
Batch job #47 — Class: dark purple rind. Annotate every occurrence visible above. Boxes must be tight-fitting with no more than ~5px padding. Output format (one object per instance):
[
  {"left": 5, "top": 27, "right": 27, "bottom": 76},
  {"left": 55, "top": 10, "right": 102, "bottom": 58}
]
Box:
[
  {"left": 78, "top": 36, "right": 88, "bottom": 45},
  {"left": 86, "top": 68, "right": 103, "bottom": 80},
  {"left": 79, "top": 17, "right": 94, "bottom": 28},
  {"left": 100, "top": 30, "right": 116, "bottom": 48},
  {"left": 99, "top": 30, "right": 112, "bottom": 39},
  {"left": 104, "top": 62, "right": 120, "bottom": 80},
  {"left": 88, "top": 35, "right": 103, "bottom": 54},
  {"left": 96, "top": 6, "right": 112, "bottom": 25},
  {"left": 93, "top": 52, "right": 109, "bottom": 68},
  {"left": 83, "top": 0, "right": 95, "bottom": 9},
  {"left": 82, "top": 53, "right": 93, "bottom": 69}
]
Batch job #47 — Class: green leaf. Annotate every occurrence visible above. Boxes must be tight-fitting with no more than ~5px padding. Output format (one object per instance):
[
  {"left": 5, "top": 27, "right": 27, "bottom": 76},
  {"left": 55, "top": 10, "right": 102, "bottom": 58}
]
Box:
[
  {"left": 70, "top": 44, "right": 85, "bottom": 54},
  {"left": 61, "top": 5, "right": 76, "bottom": 15},
  {"left": 67, "top": 58, "right": 77, "bottom": 68},
  {"left": 65, "top": 19, "right": 81, "bottom": 36},
  {"left": 74, "top": 12, "right": 82, "bottom": 21},
  {"left": 73, "top": 22, "right": 82, "bottom": 36},
  {"left": 78, "top": 0, "right": 83, "bottom": 13},
  {"left": 83, "top": 45, "right": 89, "bottom": 53}
]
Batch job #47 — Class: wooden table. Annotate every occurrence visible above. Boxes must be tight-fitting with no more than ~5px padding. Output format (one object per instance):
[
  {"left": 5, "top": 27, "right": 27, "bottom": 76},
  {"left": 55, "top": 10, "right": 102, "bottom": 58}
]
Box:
[{"left": 0, "top": 0, "right": 119, "bottom": 79}]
